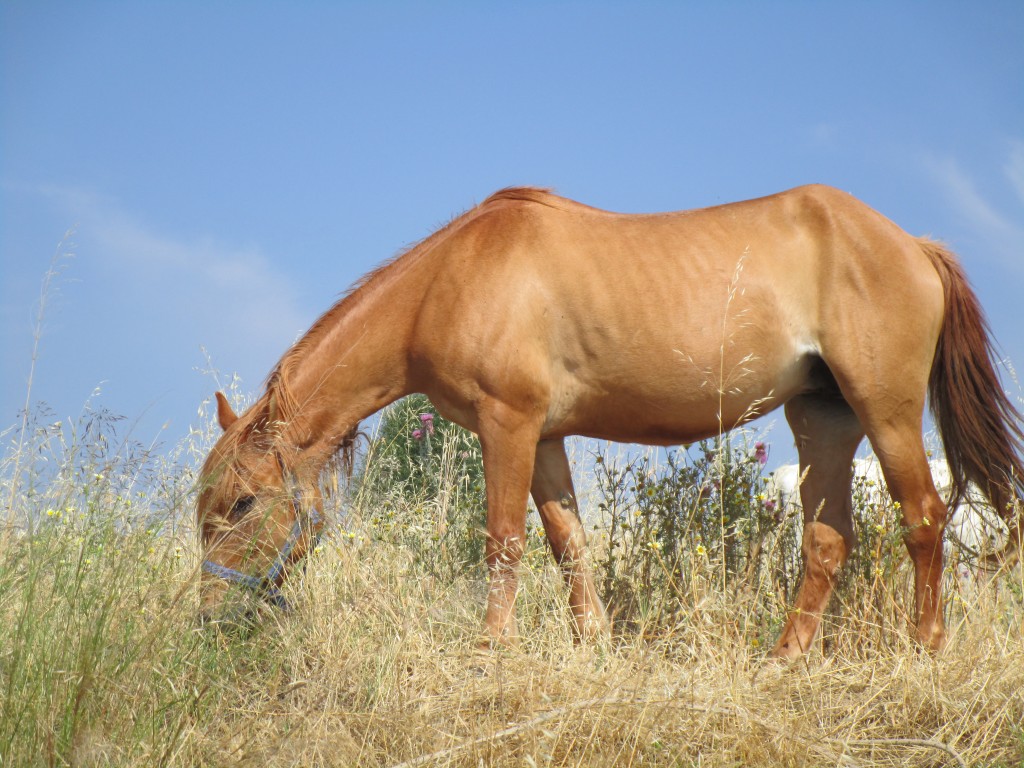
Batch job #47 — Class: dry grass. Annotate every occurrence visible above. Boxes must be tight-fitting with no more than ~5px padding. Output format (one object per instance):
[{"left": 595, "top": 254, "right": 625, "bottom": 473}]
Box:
[
  {"left": 2, "top": 405, "right": 1022, "bottom": 768},
  {"left": 162, "top": 534, "right": 1021, "bottom": 768}
]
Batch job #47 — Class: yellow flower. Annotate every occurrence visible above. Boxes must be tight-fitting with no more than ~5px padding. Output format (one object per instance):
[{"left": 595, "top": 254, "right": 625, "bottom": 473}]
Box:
[{"left": 695, "top": 544, "right": 707, "bottom": 557}]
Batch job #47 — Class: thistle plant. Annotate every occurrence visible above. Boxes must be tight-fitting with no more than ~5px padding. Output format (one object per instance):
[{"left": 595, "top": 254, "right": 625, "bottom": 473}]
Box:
[{"left": 351, "top": 394, "right": 487, "bottom": 581}]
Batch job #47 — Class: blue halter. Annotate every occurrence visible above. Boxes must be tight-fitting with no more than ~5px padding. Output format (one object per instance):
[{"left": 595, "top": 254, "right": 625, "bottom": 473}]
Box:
[{"left": 202, "top": 490, "right": 324, "bottom": 611}]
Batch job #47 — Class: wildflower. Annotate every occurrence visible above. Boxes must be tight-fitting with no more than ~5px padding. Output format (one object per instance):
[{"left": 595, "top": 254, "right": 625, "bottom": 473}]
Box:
[
  {"left": 419, "top": 413, "right": 435, "bottom": 435},
  {"left": 750, "top": 637, "right": 760, "bottom": 648},
  {"left": 893, "top": 501, "right": 902, "bottom": 511},
  {"left": 695, "top": 544, "right": 707, "bottom": 557},
  {"left": 412, "top": 429, "right": 423, "bottom": 440},
  {"left": 754, "top": 442, "right": 768, "bottom": 465},
  {"left": 765, "top": 499, "right": 776, "bottom": 513},
  {"left": 922, "top": 516, "right": 930, "bottom": 526}
]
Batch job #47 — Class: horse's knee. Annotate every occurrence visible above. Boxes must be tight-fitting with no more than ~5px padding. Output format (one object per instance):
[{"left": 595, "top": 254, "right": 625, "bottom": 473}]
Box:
[
  {"left": 901, "top": 496, "right": 947, "bottom": 557},
  {"left": 904, "top": 525, "right": 942, "bottom": 560},
  {"left": 802, "top": 522, "right": 850, "bottom": 579},
  {"left": 546, "top": 516, "right": 587, "bottom": 561},
  {"left": 486, "top": 530, "right": 525, "bottom": 569}
]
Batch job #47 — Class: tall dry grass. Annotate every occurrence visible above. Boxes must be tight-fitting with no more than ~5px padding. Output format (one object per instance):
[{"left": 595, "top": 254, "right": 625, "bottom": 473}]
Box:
[{"left": 1, "top": 392, "right": 1022, "bottom": 768}]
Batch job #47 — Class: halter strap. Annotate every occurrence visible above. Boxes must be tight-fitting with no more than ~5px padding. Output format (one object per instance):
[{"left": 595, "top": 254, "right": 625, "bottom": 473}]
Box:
[{"left": 201, "top": 489, "right": 324, "bottom": 611}]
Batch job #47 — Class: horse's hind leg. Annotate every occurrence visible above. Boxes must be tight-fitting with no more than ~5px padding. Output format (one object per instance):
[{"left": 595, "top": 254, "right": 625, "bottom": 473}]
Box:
[
  {"left": 861, "top": 423, "right": 949, "bottom": 651},
  {"left": 825, "top": 332, "right": 948, "bottom": 650},
  {"left": 531, "top": 439, "right": 610, "bottom": 640},
  {"left": 772, "top": 393, "right": 864, "bottom": 660}
]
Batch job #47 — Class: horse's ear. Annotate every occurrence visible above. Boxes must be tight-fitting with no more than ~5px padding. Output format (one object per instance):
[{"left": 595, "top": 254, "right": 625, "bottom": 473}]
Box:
[
  {"left": 267, "top": 391, "right": 280, "bottom": 426},
  {"left": 215, "top": 392, "right": 239, "bottom": 431}
]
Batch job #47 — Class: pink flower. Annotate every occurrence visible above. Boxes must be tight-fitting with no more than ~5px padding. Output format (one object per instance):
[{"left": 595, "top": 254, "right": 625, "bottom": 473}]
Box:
[
  {"left": 754, "top": 442, "right": 768, "bottom": 465},
  {"left": 412, "top": 429, "right": 423, "bottom": 440},
  {"left": 419, "top": 413, "right": 435, "bottom": 435}
]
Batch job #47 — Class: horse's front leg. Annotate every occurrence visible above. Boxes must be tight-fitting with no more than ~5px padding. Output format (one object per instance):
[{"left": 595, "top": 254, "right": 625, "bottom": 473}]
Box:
[{"left": 477, "top": 404, "right": 541, "bottom": 646}]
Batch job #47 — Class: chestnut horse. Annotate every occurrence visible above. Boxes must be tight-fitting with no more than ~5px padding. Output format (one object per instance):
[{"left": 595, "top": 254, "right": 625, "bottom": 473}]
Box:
[{"left": 197, "top": 185, "right": 1023, "bottom": 658}]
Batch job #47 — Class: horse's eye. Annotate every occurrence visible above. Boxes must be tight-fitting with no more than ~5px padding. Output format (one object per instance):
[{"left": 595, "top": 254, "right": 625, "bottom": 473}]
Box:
[{"left": 228, "top": 495, "right": 256, "bottom": 522}]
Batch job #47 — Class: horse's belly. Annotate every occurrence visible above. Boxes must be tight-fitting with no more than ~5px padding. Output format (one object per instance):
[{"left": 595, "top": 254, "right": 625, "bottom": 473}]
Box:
[{"left": 542, "top": 352, "right": 813, "bottom": 443}]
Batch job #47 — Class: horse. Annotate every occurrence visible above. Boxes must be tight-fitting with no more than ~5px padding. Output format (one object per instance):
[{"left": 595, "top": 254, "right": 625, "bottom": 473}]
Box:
[{"left": 196, "top": 184, "right": 1024, "bottom": 659}]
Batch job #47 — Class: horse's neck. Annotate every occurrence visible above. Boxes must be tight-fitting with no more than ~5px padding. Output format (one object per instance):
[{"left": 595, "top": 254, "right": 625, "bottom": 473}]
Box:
[{"left": 277, "top": 286, "right": 414, "bottom": 468}]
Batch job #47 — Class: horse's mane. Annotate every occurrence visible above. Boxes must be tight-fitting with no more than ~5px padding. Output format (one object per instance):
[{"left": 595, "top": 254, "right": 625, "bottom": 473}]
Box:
[{"left": 270, "top": 187, "right": 555, "bottom": 388}]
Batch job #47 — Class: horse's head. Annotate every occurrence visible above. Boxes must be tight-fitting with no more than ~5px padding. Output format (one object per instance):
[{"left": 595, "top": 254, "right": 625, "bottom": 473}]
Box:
[{"left": 196, "top": 392, "right": 326, "bottom": 624}]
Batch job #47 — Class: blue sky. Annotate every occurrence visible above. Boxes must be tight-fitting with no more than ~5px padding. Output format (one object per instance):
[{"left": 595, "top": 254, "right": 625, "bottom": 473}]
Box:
[{"left": 2, "top": 2, "right": 1023, "bottom": 464}]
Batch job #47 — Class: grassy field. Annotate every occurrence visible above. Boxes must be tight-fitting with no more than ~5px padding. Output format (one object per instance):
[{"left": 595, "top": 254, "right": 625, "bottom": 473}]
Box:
[{"left": 1, "top": 400, "right": 1022, "bottom": 767}]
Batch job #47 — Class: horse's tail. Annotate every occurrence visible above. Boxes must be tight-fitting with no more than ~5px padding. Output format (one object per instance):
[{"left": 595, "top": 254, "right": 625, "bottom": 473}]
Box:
[{"left": 920, "top": 237, "right": 1024, "bottom": 554}]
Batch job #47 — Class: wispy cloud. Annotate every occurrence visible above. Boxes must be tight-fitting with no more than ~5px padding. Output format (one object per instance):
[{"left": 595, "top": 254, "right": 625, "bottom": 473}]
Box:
[
  {"left": 923, "top": 147, "right": 1024, "bottom": 276},
  {"left": 37, "top": 184, "right": 311, "bottom": 380}
]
